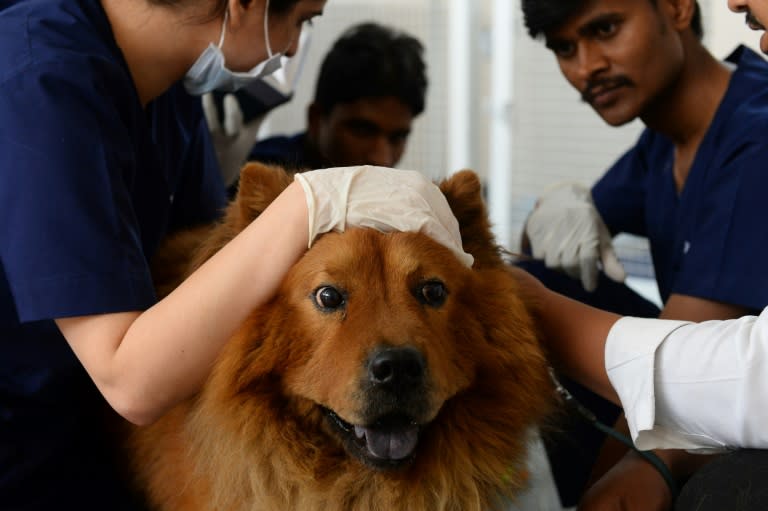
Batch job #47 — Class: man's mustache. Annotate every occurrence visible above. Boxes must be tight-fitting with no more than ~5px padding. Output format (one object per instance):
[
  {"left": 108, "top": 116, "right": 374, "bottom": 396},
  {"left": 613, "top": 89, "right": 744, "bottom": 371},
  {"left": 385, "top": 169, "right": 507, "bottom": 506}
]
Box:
[
  {"left": 581, "top": 76, "right": 633, "bottom": 104},
  {"left": 746, "top": 11, "right": 766, "bottom": 31}
]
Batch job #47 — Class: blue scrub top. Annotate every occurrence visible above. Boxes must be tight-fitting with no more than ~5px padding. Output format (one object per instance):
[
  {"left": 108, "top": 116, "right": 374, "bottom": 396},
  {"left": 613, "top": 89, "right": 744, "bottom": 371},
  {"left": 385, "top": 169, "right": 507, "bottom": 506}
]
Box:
[
  {"left": 592, "top": 46, "right": 768, "bottom": 311},
  {"left": 249, "top": 131, "right": 312, "bottom": 170},
  {"left": 0, "top": 1, "right": 226, "bottom": 509}
]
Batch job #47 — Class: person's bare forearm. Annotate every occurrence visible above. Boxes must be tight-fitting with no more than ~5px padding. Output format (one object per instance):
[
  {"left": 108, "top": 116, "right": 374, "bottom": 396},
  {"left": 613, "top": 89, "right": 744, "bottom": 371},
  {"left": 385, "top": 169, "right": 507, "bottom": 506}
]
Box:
[
  {"left": 512, "top": 267, "right": 622, "bottom": 402},
  {"left": 58, "top": 182, "right": 308, "bottom": 425},
  {"left": 653, "top": 445, "right": 716, "bottom": 481}
]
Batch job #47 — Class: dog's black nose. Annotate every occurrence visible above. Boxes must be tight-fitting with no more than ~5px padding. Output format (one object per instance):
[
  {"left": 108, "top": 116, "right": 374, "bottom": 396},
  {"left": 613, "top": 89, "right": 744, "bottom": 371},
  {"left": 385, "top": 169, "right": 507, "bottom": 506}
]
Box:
[{"left": 368, "top": 346, "right": 425, "bottom": 388}]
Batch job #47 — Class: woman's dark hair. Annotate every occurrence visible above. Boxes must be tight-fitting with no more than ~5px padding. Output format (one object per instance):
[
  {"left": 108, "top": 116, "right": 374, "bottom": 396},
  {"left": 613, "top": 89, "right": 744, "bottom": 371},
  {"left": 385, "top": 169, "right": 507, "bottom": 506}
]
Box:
[
  {"left": 521, "top": 0, "right": 703, "bottom": 40},
  {"left": 313, "top": 22, "right": 428, "bottom": 116},
  {"left": 148, "top": 0, "right": 301, "bottom": 20}
]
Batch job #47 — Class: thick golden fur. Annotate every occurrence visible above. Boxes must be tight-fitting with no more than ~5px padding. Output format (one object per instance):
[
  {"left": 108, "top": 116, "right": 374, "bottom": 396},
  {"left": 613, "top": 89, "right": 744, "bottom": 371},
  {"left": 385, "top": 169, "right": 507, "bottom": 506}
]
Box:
[{"left": 130, "top": 163, "right": 554, "bottom": 511}]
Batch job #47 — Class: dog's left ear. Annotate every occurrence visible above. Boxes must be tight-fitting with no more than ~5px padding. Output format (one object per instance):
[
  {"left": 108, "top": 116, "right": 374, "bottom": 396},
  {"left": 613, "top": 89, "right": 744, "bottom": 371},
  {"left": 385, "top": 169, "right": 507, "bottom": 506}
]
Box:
[
  {"left": 439, "top": 170, "right": 501, "bottom": 268},
  {"left": 233, "top": 162, "right": 294, "bottom": 228}
]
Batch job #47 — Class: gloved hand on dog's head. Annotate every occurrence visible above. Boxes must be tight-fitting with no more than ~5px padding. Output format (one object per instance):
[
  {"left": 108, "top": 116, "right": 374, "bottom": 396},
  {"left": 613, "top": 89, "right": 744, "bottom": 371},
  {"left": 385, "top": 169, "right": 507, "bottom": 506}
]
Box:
[{"left": 295, "top": 166, "right": 474, "bottom": 268}]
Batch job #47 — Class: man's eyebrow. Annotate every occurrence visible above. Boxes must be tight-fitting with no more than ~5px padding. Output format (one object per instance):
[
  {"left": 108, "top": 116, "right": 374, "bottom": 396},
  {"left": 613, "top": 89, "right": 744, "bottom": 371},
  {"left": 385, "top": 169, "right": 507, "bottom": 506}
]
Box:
[
  {"left": 544, "top": 11, "right": 623, "bottom": 48},
  {"left": 578, "top": 12, "right": 622, "bottom": 36},
  {"left": 343, "top": 118, "right": 381, "bottom": 130}
]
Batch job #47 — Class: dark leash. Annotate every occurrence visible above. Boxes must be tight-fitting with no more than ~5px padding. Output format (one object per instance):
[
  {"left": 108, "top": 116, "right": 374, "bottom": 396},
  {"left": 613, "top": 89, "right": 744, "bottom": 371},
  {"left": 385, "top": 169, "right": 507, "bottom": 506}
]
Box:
[{"left": 549, "top": 368, "right": 681, "bottom": 502}]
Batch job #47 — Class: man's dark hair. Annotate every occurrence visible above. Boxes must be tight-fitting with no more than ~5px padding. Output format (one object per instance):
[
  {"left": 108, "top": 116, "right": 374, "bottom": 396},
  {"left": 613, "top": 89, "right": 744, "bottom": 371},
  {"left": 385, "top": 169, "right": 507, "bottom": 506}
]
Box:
[
  {"left": 149, "top": 0, "right": 301, "bottom": 21},
  {"left": 521, "top": 0, "right": 703, "bottom": 40},
  {"left": 313, "top": 22, "right": 428, "bottom": 116}
]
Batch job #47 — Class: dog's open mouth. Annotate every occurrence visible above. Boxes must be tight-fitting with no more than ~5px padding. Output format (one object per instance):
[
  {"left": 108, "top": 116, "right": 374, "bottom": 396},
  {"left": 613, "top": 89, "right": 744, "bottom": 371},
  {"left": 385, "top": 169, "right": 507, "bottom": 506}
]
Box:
[{"left": 324, "top": 408, "right": 421, "bottom": 469}]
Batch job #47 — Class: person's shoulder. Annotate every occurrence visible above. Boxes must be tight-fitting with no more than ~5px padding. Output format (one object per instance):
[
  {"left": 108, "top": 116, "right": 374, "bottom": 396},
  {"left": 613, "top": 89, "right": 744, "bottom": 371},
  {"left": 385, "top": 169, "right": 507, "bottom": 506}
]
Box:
[
  {"left": 728, "top": 45, "right": 768, "bottom": 77},
  {"left": 727, "top": 46, "right": 768, "bottom": 108},
  {"left": 711, "top": 48, "right": 768, "bottom": 140},
  {"left": 249, "top": 132, "right": 307, "bottom": 160},
  {"left": 0, "top": 0, "right": 125, "bottom": 86},
  {"left": 253, "top": 132, "right": 306, "bottom": 149},
  {"left": 625, "top": 127, "right": 668, "bottom": 157},
  {"left": 600, "top": 128, "right": 669, "bottom": 180},
  {"left": 247, "top": 132, "right": 313, "bottom": 171}
]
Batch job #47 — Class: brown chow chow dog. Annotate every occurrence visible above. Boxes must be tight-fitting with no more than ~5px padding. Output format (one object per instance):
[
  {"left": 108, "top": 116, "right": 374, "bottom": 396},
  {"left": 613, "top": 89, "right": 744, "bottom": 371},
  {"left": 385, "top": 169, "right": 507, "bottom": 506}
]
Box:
[{"left": 128, "top": 162, "right": 554, "bottom": 511}]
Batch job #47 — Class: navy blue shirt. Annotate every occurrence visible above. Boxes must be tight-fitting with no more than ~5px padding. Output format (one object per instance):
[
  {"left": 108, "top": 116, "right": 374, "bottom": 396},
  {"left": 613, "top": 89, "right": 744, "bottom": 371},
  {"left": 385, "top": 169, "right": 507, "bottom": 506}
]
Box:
[
  {"left": 593, "top": 46, "right": 768, "bottom": 310},
  {"left": 0, "top": 1, "right": 226, "bottom": 509},
  {"left": 248, "top": 131, "right": 318, "bottom": 170}
]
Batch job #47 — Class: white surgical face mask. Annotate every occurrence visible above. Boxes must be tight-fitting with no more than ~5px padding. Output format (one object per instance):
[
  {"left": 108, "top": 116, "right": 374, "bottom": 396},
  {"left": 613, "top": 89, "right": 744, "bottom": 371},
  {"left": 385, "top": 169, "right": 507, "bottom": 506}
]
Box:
[
  {"left": 184, "top": 0, "right": 284, "bottom": 96},
  {"left": 237, "top": 23, "right": 312, "bottom": 118}
]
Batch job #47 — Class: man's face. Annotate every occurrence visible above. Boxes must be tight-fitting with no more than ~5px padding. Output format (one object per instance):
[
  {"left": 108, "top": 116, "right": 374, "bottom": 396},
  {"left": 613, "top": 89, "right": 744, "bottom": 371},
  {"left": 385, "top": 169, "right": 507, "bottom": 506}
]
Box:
[
  {"left": 309, "top": 96, "right": 414, "bottom": 168},
  {"left": 544, "top": 0, "right": 686, "bottom": 126},
  {"left": 729, "top": 0, "right": 768, "bottom": 54}
]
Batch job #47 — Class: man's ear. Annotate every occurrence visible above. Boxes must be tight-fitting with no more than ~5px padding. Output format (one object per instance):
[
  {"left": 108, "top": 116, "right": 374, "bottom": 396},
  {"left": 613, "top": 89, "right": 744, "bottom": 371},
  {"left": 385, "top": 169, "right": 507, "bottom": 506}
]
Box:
[
  {"left": 660, "top": 0, "right": 697, "bottom": 33},
  {"left": 227, "top": 0, "right": 260, "bottom": 32}
]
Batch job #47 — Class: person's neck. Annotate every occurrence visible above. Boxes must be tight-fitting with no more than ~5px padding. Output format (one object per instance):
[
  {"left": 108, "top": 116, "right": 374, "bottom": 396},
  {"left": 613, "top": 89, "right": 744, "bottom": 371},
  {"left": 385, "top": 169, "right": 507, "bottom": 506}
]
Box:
[
  {"left": 100, "top": 0, "right": 218, "bottom": 106},
  {"left": 641, "top": 40, "right": 732, "bottom": 152},
  {"left": 640, "top": 38, "right": 733, "bottom": 192}
]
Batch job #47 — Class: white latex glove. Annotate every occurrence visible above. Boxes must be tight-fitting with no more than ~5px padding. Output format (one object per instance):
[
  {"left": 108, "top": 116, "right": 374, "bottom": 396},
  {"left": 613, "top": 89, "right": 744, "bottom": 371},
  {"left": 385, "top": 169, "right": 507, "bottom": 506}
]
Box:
[
  {"left": 525, "top": 182, "right": 625, "bottom": 292},
  {"left": 295, "top": 166, "right": 474, "bottom": 268},
  {"left": 202, "top": 92, "right": 264, "bottom": 187}
]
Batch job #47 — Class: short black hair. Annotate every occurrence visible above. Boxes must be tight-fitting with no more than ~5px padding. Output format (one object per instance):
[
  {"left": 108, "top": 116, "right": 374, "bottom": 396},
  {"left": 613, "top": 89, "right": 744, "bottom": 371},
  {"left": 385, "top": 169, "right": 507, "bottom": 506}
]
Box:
[
  {"left": 313, "top": 22, "right": 428, "bottom": 116},
  {"left": 521, "top": 0, "right": 703, "bottom": 40},
  {"left": 149, "top": 0, "right": 301, "bottom": 19}
]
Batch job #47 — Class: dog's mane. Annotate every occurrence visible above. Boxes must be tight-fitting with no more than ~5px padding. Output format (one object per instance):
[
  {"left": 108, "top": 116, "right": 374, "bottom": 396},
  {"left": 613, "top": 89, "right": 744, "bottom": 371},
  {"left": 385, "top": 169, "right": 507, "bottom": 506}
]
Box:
[{"left": 135, "top": 163, "right": 554, "bottom": 511}]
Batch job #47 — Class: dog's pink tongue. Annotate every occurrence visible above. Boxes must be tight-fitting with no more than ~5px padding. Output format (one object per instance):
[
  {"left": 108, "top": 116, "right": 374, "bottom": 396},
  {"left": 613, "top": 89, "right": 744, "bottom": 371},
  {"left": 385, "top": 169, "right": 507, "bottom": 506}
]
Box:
[{"left": 355, "top": 426, "right": 419, "bottom": 460}]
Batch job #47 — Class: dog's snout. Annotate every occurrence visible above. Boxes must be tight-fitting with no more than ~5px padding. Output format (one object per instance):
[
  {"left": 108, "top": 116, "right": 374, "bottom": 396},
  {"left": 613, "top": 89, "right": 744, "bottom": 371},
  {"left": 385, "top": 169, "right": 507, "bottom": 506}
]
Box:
[{"left": 368, "top": 347, "right": 425, "bottom": 388}]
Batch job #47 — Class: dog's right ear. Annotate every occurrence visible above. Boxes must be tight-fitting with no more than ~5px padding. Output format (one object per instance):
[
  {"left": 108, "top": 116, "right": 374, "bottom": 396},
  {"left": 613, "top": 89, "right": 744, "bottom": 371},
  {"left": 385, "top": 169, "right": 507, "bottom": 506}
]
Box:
[
  {"left": 234, "top": 162, "right": 294, "bottom": 228},
  {"left": 439, "top": 170, "right": 502, "bottom": 268}
]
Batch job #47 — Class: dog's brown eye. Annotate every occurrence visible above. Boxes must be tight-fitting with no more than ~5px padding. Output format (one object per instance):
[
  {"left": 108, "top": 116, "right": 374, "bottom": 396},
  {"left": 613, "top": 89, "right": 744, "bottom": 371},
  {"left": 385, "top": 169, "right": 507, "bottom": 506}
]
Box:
[
  {"left": 313, "top": 286, "right": 345, "bottom": 310},
  {"left": 418, "top": 280, "right": 448, "bottom": 307}
]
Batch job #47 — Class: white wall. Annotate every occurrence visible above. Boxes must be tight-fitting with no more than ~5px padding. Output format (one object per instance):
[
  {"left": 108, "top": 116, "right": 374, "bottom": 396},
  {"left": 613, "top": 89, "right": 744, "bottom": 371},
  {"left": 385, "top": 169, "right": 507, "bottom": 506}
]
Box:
[{"left": 707, "top": 0, "right": 762, "bottom": 58}]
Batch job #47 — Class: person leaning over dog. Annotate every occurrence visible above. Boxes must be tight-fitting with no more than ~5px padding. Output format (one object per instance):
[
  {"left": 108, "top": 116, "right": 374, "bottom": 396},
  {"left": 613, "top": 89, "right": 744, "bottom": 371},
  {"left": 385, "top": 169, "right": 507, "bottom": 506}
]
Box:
[
  {"left": 0, "top": 1, "right": 474, "bottom": 510},
  {"left": 246, "top": 21, "right": 427, "bottom": 174},
  {"left": 517, "top": 0, "right": 768, "bottom": 508}
]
